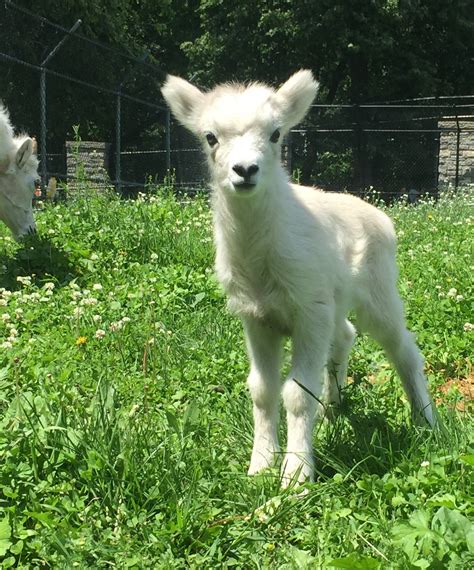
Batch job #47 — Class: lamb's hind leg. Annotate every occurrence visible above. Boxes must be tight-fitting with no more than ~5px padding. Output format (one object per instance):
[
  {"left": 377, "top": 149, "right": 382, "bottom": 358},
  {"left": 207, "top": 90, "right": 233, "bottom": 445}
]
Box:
[
  {"left": 243, "top": 317, "right": 283, "bottom": 475},
  {"left": 357, "top": 290, "right": 436, "bottom": 427},
  {"left": 324, "top": 318, "right": 356, "bottom": 417}
]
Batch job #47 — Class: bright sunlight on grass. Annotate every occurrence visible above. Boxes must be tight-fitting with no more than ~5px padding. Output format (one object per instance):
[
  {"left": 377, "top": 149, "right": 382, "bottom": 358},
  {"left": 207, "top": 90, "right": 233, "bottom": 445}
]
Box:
[{"left": 0, "top": 187, "right": 472, "bottom": 568}]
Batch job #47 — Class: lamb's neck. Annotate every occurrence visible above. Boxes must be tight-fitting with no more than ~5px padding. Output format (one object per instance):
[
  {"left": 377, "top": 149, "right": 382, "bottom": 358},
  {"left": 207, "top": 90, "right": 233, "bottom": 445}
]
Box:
[{"left": 212, "top": 176, "right": 287, "bottom": 251}]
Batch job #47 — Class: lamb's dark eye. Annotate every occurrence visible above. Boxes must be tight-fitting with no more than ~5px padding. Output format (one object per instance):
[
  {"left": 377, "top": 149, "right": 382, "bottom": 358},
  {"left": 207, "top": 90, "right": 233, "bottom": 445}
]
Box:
[
  {"left": 205, "top": 132, "right": 218, "bottom": 147},
  {"left": 270, "top": 129, "right": 280, "bottom": 143}
]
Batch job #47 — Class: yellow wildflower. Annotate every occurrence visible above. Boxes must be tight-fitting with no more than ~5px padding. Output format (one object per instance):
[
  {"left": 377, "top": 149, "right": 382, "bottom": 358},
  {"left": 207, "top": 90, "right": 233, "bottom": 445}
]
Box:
[{"left": 76, "top": 336, "right": 87, "bottom": 346}]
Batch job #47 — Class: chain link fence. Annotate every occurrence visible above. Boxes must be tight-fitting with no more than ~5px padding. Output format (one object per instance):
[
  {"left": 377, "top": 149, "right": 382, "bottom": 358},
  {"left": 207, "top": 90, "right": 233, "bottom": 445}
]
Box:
[
  {"left": 1, "top": 1, "right": 473, "bottom": 200},
  {"left": 289, "top": 103, "right": 474, "bottom": 199}
]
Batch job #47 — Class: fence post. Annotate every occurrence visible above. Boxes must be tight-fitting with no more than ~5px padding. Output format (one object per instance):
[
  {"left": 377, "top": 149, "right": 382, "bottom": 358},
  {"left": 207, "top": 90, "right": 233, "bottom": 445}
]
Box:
[
  {"left": 353, "top": 104, "right": 362, "bottom": 194},
  {"left": 114, "top": 51, "right": 150, "bottom": 194},
  {"left": 39, "top": 69, "right": 47, "bottom": 192},
  {"left": 165, "top": 108, "right": 171, "bottom": 174},
  {"left": 39, "top": 18, "right": 82, "bottom": 193},
  {"left": 454, "top": 105, "right": 460, "bottom": 191},
  {"left": 115, "top": 91, "right": 122, "bottom": 193}
]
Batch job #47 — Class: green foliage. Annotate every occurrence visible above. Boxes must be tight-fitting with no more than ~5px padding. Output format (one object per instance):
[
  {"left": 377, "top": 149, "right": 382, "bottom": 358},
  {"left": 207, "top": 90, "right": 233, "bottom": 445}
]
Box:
[
  {"left": 0, "top": 187, "right": 472, "bottom": 567},
  {"left": 182, "top": 0, "right": 474, "bottom": 102}
]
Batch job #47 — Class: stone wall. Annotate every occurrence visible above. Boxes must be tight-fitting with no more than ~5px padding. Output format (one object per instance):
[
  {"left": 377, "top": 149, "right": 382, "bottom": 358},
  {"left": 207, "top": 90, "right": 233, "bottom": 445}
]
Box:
[
  {"left": 438, "top": 119, "right": 474, "bottom": 187},
  {"left": 66, "top": 141, "right": 111, "bottom": 191}
]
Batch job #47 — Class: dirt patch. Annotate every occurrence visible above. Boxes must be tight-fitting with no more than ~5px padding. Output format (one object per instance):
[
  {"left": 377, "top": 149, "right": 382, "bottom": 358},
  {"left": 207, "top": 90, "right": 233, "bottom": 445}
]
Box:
[{"left": 436, "top": 372, "right": 474, "bottom": 412}]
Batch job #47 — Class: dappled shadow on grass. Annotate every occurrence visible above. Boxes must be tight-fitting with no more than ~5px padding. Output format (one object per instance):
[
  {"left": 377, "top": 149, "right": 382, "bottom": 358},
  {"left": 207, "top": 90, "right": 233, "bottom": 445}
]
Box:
[
  {"left": 313, "top": 389, "right": 432, "bottom": 481},
  {"left": 0, "top": 234, "right": 79, "bottom": 290}
]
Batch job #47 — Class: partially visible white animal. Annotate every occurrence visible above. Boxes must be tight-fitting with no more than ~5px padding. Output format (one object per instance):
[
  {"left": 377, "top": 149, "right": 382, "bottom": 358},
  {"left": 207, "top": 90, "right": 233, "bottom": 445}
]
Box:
[
  {"left": 0, "top": 105, "right": 38, "bottom": 239},
  {"left": 162, "top": 71, "right": 436, "bottom": 486}
]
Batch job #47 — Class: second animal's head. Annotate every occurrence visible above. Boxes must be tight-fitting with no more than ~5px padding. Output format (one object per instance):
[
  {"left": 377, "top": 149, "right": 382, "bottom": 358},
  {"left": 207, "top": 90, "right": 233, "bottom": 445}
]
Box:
[
  {"left": 162, "top": 71, "right": 319, "bottom": 197},
  {"left": 0, "top": 105, "right": 38, "bottom": 239}
]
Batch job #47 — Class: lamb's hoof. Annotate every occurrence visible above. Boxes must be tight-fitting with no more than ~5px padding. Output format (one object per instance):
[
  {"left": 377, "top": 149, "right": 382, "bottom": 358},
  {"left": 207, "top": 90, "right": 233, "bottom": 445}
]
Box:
[
  {"left": 412, "top": 403, "right": 438, "bottom": 429},
  {"left": 248, "top": 449, "right": 278, "bottom": 475},
  {"left": 281, "top": 453, "right": 313, "bottom": 488}
]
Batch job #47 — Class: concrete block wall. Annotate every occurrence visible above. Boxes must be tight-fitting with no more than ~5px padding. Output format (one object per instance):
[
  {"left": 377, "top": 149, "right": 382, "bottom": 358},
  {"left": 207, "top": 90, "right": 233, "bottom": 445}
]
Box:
[{"left": 438, "top": 120, "right": 474, "bottom": 187}]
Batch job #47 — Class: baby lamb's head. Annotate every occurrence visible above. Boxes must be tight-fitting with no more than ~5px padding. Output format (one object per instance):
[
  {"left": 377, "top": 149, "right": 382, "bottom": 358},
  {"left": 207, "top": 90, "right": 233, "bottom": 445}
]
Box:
[{"left": 162, "top": 70, "right": 319, "bottom": 197}]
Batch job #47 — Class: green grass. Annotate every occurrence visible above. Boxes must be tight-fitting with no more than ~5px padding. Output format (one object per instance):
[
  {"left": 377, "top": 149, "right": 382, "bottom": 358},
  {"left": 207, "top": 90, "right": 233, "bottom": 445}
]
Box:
[{"left": 0, "top": 187, "right": 472, "bottom": 568}]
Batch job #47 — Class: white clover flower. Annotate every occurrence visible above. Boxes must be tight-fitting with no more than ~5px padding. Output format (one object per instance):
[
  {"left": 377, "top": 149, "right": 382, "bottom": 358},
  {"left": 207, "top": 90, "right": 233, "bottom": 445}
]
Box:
[
  {"left": 2, "top": 290, "right": 12, "bottom": 298},
  {"left": 0, "top": 299, "right": 7, "bottom": 307},
  {"left": 109, "top": 321, "right": 123, "bottom": 332},
  {"left": 48, "top": 229, "right": 55, "bottom": 235},
  {"left": 1, "top": 341, "right": 13, "bottom": 349},
  {"left": 447, "top": 288, "right": 458, "bottom": 298},
  {"left": 16, "top": 276, "right": 32, "bottom": 286},
  {"left": 43, "top": 282, "right": 55, "bottom": 291},
  {"left": 92, "top": 314, "right": 102, "bottom": 323},
  {"left": 150, "top": 253, "right": 159, "bottom": 261},
  {"left": 95, "top": 329, "right": 106, "bottom": 339},
  {"left": 14, "top": 308, "right": 23, "bottom": 317},
  {"left": 121, "top": 316, "right": 131, "bottom": 323},
  {"left": 456, "top": 295, "right": 464, "bottom": 302},
  {"left": 82, "top": 297, "right": 98, "bottom": 306},
  {"left": 92, "top": 283, "right": 103, "bottom": 291},
  {"left": 1, "top": 313, "right": 11, "bottom": 321},
  {"left": 39, "top": 297, "right": 50, "bottom": 303},
  {"left": 463, "top": 323, "right": 474, "bottom": 332},
  {"left": 8, "top": 327, "right": 18, "bottom": 337},
  {"left": 421, "top": 460, "right": 430, "bottom": 468}
]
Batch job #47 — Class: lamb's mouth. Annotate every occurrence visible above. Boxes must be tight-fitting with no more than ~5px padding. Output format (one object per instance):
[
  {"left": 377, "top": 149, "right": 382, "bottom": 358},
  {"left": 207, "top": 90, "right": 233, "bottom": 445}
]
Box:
[{"left": 233, "top": 182, "right": 256, "bottom": 191}]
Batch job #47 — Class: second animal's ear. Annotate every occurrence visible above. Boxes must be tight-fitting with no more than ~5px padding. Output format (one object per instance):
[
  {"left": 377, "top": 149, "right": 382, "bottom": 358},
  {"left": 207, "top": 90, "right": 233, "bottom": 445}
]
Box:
[
  {"left": 15, "top": 138, "right": 34, "bottom": 170},
  {"left": 274, "top": 70, "right": 319, "bottom": 132},
  {"left": 161, "top": 75, "right": 205, "bottom": 134}
]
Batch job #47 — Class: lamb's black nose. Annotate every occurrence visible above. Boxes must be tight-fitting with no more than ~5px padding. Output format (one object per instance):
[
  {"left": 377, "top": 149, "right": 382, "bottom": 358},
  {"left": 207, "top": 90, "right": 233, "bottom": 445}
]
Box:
[{"left": 232, "top": 163, "right": 259, "bottom": 179}]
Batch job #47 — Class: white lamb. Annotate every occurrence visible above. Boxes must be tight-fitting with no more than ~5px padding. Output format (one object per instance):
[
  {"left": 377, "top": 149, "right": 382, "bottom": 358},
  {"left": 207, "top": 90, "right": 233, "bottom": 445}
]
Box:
[
  {"left": 0, "top": 104, "right": 38, "bottom": 239},
  {"left": 161, "top": 70, "right": 436, "bottom": 486}
]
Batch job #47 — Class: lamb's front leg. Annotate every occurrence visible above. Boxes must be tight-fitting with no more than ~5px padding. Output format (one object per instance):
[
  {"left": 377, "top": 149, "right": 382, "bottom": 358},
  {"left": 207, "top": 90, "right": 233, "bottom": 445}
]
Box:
[
  {"left": 243, "top": 317, "right": 283, "bottom": 475},
  {"left": 281, "top": 304, "right": 334, "bottom": 486}
]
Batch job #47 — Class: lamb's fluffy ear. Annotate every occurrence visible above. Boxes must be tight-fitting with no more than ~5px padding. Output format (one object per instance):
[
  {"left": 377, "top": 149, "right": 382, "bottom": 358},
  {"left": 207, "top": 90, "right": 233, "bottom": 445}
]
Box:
[
  {"left": 15, "top": 138, "right": 34, "bottom": 170},
  {"left": 274, "top": 70, "right": 319, "bottom": 131},
  {"left": 161, "top": 75, "right": 205, "bottom": 134}
]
